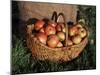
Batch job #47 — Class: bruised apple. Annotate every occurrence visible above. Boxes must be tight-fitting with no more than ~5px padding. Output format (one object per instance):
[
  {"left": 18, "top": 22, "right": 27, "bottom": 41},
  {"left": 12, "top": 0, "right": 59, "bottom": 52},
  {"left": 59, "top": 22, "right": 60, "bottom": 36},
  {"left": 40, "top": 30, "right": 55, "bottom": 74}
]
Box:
[
  {"left": 45, "top": 25, "right": 56, "bottom": 36},
  {"left": 36, "top": 32, "right": 47, "bottom": 44},
  {"left": 34, "top": 20, "right": 45, "bottom": 31},
  {"left": 47, "top": 34, "right": 59, "bottom": 48}
]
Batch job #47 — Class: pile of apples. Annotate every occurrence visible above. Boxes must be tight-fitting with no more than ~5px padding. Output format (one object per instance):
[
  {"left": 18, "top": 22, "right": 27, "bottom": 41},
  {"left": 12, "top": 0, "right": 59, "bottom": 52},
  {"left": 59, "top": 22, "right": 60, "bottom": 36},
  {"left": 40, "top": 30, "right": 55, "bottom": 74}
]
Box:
[
  {"left": 68, "top": 24, "right": 87, "bottom": 46},
  {"left": 30, "top": 19, "right": 87, "bottom": 48}
]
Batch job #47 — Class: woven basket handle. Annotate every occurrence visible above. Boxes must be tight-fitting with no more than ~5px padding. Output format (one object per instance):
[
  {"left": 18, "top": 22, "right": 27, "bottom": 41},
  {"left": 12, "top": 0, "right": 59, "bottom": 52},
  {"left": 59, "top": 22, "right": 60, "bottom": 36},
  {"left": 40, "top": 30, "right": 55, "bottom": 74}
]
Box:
[
  {"left": 57, "top": 13, "right": 68, "bottom": 46},
  {"left": 51, "top": 11, "right": 57, "bottom": 22}
]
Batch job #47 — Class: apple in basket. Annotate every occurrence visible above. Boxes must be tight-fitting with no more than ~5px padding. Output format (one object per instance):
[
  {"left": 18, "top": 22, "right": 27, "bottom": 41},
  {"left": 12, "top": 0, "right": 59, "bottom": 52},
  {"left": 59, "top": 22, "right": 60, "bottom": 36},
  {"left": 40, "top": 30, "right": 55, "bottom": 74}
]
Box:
[
  {"left": 45, "top": 25, "right": 56, "bottom": 36},
  {"left": 67, "top": 39, "right": 73, "bottom": 46},
  {"left": 72, "top": 35, "right": 82, "bottom": 44},
  {"left": 40, "top": 27, "right": 45, "bottom": 33},
  {"left": 78, "top": 28, "right": 87, "bottom": 38},
  {"left": 56, "top": 41, "right": 63, "bottom": 48},
  {"left": 58, "top": 23, "right": 66, "bottom": 33},
  {"left": 57, "top": 31, "right": 65, "bottom": 41},
  {"left": 47, "top": 34, "right": 59, "bottom": 48},
  {"left": 69, "top": 26, "right": 78, "bottom": 36},
  {"left": 56, "top": 24, "right": 62, "bottom": 32},
  {"left": 34, "top": 20, "right": 45, "bottom": 31},
  {"left": 56, "top": 23, "right": 66, "bottom": 33},
  {"left": 36, "top": 32, "right": 47, "bottom": 44},
  {"left": 48, "top": 21, "right": 57, "bottom": 27},
  {"left": 76, "top": 24, "right": 83, "bottom": 29}
]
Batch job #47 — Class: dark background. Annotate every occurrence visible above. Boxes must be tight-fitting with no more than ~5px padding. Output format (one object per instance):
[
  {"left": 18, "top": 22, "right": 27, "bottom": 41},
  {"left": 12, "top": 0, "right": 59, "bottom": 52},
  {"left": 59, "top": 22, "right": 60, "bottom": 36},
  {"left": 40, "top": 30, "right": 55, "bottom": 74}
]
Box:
[{"left": 12, "top": 1, "right": 96, "bottom": 74}]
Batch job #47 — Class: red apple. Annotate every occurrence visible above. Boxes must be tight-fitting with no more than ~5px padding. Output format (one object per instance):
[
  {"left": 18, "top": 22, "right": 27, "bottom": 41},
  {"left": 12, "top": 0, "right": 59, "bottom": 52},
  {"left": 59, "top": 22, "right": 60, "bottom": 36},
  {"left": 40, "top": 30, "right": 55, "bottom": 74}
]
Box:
[
  {"left": 36, "top": 32, "right": 47, "bottom": 44},
  {"left": 45, "top": 25, "right": 56, "bottom": 36},
  {"left": 69, "top": 26, "right": 78, "bottom": 36},
  {"left": 56, "top": 23, "right": 65, "bottom": 32},
  {"left": 48, "top": 21, "right": 57, "bottom": 27},
  {"left": 47, "top": 34, "right": 59, "bottom": 48},
  {"left": 34, "top": 20, "right": 45, "bottom": 31},
  {"left": 56, "top": 24, "right": 62, "bottom": 32}
]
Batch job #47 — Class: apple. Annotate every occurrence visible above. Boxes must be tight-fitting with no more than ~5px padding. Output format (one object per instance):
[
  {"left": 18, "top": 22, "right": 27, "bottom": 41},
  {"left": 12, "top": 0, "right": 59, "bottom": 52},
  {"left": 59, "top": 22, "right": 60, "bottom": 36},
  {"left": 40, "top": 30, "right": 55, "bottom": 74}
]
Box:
[
  {"left": 67, "top": 39, "right": 73, "bottom": 46},
  {"left": 56, "top": 41, "right": 63, "bottom": 48},
  {"left": 48, "top": 21, "right": 57, "bottom": 27},
  {"left": 62, "top": 27, "right": 66, "bottom": 33},
  {"left": 34, "top": 20, "right": 45, "bottom": 31},
  {"left": 69, "top": 26, "right": 78, "bottom": 36},
  {"left": 36, "top": 32, "right": 47, "bottom": 44},
  {"left": 40, "top": 27, "right": 45, "bottom": 33},
  {"left": 57, "top": 31, "right": 65, "bottom": 41},
  {"left": 56, "top": 23, "right": 66, "bottom": 33},
  {"left": 78, "top": 28, "right": 87, "bottom": 38},
  {"left": 56, "top": 24, "right": 62, "bottom": 32},
  {"left": 47, "top": 34, "right": 59, "bottom": 48},
  {"left": 72, "top": 35, "right": 82, "bottom": 44},
  {"left": 45, "top": 25, "right": 56, "bottom": 36},
  {"left": 76, "top": 24, "right": 83, "bottom": 29}
]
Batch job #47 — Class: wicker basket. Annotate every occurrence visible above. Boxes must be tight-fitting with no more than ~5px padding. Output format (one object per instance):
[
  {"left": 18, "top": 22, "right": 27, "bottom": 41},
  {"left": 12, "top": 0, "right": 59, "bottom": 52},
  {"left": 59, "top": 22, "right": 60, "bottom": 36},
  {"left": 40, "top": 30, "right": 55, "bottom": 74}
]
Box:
[{"left": 26, "top": 12, "right": 88, "bottom": 62}]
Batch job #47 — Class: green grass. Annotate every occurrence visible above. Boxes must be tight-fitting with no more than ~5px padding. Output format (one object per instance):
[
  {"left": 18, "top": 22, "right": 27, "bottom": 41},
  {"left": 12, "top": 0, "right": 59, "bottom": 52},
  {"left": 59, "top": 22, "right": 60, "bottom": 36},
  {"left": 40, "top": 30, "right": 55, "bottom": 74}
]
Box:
[{"left": 12, "top": 2, "right": 96, "bottom": 75}]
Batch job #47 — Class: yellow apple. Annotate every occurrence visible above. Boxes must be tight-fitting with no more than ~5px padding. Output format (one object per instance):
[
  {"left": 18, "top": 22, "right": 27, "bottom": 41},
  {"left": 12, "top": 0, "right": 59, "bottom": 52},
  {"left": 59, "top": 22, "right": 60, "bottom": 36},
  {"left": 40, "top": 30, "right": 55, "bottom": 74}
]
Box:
[
  {"left": 72, "top": 35, "right": 82, "bottom": 44},
  {"left": 57, "top": 31, "right": 65, "bottom": 41},
  {"left": 67, "top": 39, "right": 73, "bottom": 46},
  {"left": 76, "top": 24, "right": 83, "bottom": 29},
  {"left": 78, "top": 28, "right": 87, "bottom": 38}
]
